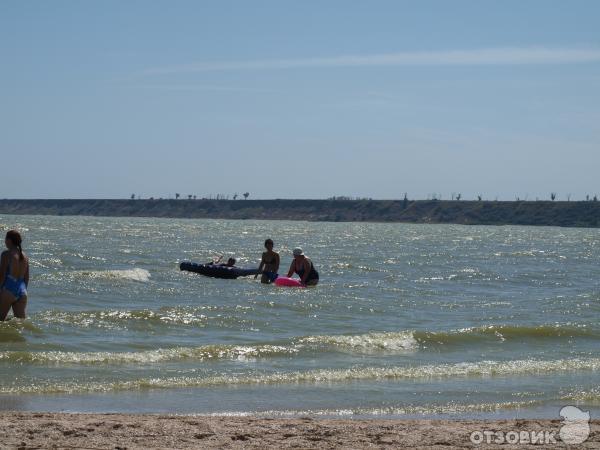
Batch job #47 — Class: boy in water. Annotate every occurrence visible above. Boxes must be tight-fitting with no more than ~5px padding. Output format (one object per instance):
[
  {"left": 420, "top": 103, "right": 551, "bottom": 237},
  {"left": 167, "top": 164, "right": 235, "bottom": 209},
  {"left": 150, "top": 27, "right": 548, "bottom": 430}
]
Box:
[
  {"left": 208, "top": 256, "right": 236, "bottom": 267},
  {"left": 220, "top": 257, "right": 236, "bottom": 267}
]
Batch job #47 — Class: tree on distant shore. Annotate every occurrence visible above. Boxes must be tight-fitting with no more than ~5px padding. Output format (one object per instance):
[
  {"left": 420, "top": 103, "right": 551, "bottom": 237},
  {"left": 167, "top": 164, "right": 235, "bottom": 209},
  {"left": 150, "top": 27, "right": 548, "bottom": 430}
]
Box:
[
  {"left": 130, "top": 194, "right": 135, "bottom": 200},
  {"left": 175, "top": 193, "right": 180, "bottom": 200},
  {"left": 188, "top": 195, "right": 192, "bottom": 200},
  {"left": 233, "top": 193, "right": 238, "bottom": 200},
  {"left": 477, "top": 195, "right": 482, "bottom": 201},
  {"left": 550, "top": 193, "right": 556, "bottom": 201},
  {"left": 243, "top": 192, "right": 250, "bottom": 200}
]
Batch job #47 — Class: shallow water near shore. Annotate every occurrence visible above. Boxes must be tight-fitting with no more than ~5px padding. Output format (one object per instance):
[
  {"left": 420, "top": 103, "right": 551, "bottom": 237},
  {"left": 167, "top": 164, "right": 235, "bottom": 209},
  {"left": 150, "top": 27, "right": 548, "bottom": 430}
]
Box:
[{"left": 1, "top": 215, "right": 599, "bottom": 418}]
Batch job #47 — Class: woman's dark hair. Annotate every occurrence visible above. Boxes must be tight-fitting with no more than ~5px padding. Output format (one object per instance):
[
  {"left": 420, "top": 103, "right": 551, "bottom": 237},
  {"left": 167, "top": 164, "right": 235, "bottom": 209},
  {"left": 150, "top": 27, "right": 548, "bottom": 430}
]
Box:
[
  {"left": 6, "top": 230, "right": 24, "bottom": 260},
  {"left": 264, "top": 239, "right": 274, "bottom": 247}
]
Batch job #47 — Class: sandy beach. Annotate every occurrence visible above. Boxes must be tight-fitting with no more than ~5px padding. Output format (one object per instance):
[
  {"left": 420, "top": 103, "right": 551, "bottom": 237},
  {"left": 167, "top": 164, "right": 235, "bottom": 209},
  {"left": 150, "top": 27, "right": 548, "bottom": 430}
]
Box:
[{"left": 0, "top": 413, "right": 597, "bottom": 449}]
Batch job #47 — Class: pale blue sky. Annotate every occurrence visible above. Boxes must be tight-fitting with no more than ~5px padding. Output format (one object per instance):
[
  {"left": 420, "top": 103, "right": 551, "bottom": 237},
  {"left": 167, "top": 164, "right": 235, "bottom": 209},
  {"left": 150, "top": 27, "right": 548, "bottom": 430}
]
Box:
[{"left": 2, "top": 1, "right": 599, "bottom": 200}]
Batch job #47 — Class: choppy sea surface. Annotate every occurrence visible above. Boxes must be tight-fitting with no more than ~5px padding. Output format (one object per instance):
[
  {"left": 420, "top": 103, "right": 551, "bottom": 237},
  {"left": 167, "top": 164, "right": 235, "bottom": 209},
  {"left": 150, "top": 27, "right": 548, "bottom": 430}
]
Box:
[{"left": 0, "top": 215, "right": 599, "bottom": 419}]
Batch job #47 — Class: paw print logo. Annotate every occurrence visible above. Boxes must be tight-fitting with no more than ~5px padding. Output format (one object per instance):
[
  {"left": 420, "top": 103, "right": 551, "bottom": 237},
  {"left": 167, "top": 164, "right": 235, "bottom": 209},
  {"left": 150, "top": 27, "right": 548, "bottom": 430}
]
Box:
[{"left": 559, "top": 406, "right": 590, "bottom": 445}]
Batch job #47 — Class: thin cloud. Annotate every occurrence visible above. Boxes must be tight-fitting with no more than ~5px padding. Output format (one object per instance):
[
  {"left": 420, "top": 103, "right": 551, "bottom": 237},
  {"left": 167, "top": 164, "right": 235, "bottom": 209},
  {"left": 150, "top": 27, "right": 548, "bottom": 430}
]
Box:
[
  {"left": 144, "top": 47, "right": 600, "bottom": 74},
  {"left": 131, "top": 84, "right": 276, "bottom": 93}
]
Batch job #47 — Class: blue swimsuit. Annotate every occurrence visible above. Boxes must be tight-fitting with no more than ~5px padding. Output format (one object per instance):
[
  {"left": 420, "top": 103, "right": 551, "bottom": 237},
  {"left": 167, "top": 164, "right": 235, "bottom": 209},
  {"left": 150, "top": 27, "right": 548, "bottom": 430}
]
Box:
[{"left": 3, "top": 260, "right": 27, "bottom": 301}]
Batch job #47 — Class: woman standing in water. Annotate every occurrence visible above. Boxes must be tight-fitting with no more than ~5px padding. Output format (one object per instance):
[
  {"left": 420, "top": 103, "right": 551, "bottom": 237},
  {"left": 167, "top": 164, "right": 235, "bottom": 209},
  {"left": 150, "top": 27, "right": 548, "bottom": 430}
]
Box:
[
  {"left": 287, "top": 247, "right": 319, "bottom": 286},
  {"left": 256, "top": 239, "right": 280, "bottom": 284},
  {"left": 0, "top": 230, "right": 29, "bottom": 321}
]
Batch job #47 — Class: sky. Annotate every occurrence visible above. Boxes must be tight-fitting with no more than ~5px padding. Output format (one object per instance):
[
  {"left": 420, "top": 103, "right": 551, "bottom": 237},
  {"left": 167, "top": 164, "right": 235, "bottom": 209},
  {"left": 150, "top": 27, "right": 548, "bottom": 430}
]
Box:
[{"left": 1, "top": 0, "right": 600, "bottom": 200}]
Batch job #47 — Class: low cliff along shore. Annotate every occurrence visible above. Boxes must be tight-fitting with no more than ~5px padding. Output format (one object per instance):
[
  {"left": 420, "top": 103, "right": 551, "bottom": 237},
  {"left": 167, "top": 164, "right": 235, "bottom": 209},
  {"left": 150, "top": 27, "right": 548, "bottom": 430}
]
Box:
[{"left": 1, "top": 199, "right": 599, "bottom": 227}]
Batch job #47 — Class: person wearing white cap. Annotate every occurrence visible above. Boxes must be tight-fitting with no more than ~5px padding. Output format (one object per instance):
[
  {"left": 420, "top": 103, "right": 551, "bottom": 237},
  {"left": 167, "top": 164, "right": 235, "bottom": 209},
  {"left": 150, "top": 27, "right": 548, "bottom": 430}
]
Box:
[{"left": 287, "top": 247, "right": 319, "bottom": 286}]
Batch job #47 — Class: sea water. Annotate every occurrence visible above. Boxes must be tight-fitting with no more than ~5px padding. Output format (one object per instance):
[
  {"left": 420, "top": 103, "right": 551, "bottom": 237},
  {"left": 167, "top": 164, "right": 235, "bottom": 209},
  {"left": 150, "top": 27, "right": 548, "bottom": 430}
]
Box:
[{"left": 0, "top": 215, "right": 599, "bottom": 418}]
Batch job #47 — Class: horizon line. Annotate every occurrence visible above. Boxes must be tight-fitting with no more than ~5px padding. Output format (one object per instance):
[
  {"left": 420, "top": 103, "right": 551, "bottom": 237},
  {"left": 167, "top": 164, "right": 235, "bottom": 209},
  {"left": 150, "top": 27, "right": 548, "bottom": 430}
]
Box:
[{"left": 0, "top": 197, "right": 596, "bottom": 202}]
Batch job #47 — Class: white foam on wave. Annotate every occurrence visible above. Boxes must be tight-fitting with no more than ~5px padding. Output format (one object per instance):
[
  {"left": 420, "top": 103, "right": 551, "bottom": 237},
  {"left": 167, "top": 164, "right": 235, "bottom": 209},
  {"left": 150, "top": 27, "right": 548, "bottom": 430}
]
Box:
[
  {"left": 77, "top": 268, "right": 151, "bottom": 282},
  {"left": 562, "top": 386, "right": 600, "bottom": 402},
  {"left": 4, "top": 356, "right": 600, "bottom": 395},
  {"left": 299, "top": 331, "right": 419, "bottom": 352},
  {"left": 0, "top": 344, "right": 298, "bottom": 365},
  {"left": 201, "top": 399, "right": 541, "bottom": 418}
]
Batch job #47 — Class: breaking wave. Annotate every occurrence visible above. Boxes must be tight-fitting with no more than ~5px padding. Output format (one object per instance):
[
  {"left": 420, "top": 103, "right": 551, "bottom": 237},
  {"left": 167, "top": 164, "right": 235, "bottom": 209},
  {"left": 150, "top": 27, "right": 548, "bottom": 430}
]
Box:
[{"left": 3, "top": 356, "right": 600, "bottom": 394}]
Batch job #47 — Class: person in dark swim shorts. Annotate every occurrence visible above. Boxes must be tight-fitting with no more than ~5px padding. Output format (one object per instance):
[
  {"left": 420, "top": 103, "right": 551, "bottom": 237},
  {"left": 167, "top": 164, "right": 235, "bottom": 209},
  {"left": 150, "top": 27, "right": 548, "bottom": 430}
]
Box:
[{"left": 255, "top": 239, "right": 280, "bottom": 284}]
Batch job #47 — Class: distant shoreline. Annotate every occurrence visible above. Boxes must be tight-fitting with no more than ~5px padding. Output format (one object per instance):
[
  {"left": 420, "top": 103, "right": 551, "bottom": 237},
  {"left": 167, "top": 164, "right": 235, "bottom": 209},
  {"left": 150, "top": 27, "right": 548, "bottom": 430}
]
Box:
[{"left": 0, "top": 199, "right": 599, "bottom": 227}]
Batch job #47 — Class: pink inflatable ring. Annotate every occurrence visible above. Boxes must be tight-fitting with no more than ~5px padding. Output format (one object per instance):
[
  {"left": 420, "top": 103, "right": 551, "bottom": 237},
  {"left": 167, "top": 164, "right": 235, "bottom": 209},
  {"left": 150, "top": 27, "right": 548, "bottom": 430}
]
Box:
[{"left": 274, "top": 277, "right": 304, "bottom": 287}]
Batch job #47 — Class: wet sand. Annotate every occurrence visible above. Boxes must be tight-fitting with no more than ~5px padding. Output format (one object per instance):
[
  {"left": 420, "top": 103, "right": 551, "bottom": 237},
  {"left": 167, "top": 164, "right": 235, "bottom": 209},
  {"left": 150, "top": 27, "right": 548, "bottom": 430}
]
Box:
[{"left": 0, "top": 413, "right": 598, "bottom": 449}]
